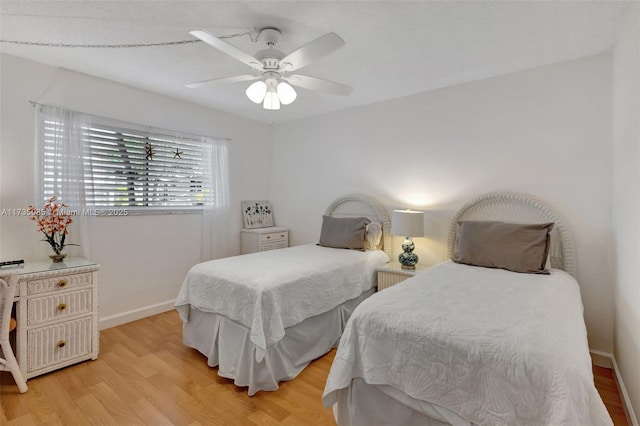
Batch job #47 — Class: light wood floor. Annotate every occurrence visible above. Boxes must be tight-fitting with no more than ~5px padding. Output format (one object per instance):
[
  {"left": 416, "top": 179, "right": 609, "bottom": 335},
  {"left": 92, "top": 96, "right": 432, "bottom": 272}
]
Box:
[
  {"left": 0, "top": 310, "right": 629, "bottom": 425},
  {"left": 593, "top": 365, "right": 629, "bottom": 425}
]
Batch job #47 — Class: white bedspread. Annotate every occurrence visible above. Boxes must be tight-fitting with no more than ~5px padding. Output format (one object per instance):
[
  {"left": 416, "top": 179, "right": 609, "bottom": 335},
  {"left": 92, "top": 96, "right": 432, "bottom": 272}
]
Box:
[
  {"left": 323, "top": 261, "right": 612, "bottom": 426},
  {"left": 175, "top": 244, "right": 388, "bottom": 362}
]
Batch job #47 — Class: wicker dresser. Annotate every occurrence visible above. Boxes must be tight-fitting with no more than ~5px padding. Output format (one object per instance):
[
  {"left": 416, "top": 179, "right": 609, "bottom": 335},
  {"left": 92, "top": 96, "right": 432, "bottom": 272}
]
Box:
[
  {"left": 13, "top": 258, "right": 99, "bottom": 379},
  {"left": 376, "top": 262, "right": 430, "bottom": 291},
  {"left": 240, "top": 227, "right": 289, "bottom": 254}
]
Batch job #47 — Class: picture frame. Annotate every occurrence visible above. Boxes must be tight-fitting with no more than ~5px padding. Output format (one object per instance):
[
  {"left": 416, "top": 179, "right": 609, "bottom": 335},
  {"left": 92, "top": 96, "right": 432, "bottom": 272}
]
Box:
[{"left": 241, "top": 200, "right": 274, "bottom": 229}]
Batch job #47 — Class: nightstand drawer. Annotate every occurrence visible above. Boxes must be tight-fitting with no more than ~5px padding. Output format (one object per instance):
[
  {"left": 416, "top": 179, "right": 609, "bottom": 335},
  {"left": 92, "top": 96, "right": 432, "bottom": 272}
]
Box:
[
  {"left": 27, "top": 315, "right": 93, "bottom": 373},
  {"left": 28, "top": 272, "right": 93, "bottom": 295},
  {"left": 260, "top": 231, "right": 288, "bottom": 243},
  {"left": 261, "top": 240, "right": 288, "bottom": 251},
  {"left": 27, "top": 289, "right": 93, "bottom": 326},
  {"left": 241, "top": 227, "right": 289, "bottom": 254}
]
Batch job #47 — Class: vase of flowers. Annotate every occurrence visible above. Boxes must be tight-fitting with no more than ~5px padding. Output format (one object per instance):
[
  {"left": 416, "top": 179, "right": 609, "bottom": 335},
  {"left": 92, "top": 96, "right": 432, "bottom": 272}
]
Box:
[{"left": 28, "top": 196, "right": 77, "bottom": 262}]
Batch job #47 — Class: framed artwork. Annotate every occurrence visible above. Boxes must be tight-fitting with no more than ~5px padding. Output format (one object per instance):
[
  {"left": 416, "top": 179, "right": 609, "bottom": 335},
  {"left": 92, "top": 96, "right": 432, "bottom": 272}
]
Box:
[{"left": 242, "top": 200, "right": 274, "bottom": 229}]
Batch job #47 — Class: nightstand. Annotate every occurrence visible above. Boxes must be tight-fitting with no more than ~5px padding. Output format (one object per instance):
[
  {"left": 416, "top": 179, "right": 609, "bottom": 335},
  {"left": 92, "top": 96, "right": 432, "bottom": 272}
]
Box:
[
  {"left": 376, "top": 262, "right": 429, "bottom": 291},
  {"left": 14, "top": 258, "right": 100, "bottom": 379},
  {"left": 240, "top": 227, "right": 289, "bottom": 254}
]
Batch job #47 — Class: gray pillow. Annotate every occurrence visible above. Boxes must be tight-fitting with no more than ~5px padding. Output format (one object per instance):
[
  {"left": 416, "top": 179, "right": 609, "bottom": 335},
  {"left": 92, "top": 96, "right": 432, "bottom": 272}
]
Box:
[
  {"left": 452, "top": 221, "right": 554, "bottom": 274},
  {"left": 319, "top": 216, "right": 370, "bottom": 250}
]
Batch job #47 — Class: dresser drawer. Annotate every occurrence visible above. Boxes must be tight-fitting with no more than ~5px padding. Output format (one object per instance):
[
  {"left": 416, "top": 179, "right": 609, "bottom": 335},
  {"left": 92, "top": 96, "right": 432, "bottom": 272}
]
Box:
[
  {"left": 27, "top": 289, "right": 93, "bottom": 326},
  {"left": 260, "top": 231, "right": 288, "bottom": 243},
  {"left": 28, "top": 272, "right": 93, "bottom": 295},
  {"left": 261, "top": 240, "right": 289, "bottom": 251},
  {"left": 241, "top": 227, "right": 288, "bottom": 254},
  {"left": 27, "top": 315, "right": 93, "bottom": 373}
]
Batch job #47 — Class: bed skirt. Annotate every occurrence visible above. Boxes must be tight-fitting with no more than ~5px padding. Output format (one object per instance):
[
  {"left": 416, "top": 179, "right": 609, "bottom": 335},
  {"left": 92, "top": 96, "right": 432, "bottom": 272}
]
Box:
[
  {"left": 331, "top": 378, "right": 472, "bottom": 426},
  {"left": 182, "top": 288, "right": 375, "bottom": 396}
]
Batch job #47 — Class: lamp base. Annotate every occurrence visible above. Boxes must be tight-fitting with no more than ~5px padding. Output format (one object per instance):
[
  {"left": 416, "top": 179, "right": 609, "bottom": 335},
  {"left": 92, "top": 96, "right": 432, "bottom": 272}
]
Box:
[{"left": 398, "top": 237, "right": 419, "bottom": 269}]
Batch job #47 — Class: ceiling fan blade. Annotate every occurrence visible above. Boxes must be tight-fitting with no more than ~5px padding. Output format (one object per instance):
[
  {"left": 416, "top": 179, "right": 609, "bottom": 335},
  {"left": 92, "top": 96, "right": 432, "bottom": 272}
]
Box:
[
  {"left": 185, "top": 74, "right": 259, "bottom": 89},
  {"left": 285, "top": 75, "right": 353, "bottom": 96},
  {"left": 190, "top": 30, "right": 264, "bottom": 71},
  {"left": 279, "top": 33, "right": 345, "bottom": 72}
]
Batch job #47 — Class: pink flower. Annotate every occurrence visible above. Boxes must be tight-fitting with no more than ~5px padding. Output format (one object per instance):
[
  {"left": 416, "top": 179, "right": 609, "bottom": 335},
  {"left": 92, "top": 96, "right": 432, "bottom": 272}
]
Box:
[{"left": 28, "top": 196, "right": 77, "bottom": 255}]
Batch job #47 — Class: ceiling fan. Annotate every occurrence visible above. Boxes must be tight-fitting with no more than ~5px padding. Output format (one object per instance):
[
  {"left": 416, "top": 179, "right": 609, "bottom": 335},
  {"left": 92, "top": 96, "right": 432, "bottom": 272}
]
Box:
[{"left": 186, "top": 27, "right": 353, "bottom": 110}]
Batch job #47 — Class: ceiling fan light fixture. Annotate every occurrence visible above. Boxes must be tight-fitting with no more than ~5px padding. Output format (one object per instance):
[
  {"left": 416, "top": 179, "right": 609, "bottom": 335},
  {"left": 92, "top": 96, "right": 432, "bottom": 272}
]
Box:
[
  {"left": 189, "top": 28, "right": 352, "bottom": 111},
  {"left": 246, "top": 80, "right": 267, "bottom": 103},
  {"left": 263, "top": 87, "right": 280, "bottom": 110},
  {"left": 277, "top": 81, "right": 297, "bottom": 105}
]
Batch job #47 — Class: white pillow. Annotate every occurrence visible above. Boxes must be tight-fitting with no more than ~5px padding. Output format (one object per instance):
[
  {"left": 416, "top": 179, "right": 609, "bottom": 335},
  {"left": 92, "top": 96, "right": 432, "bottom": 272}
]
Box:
[{"left": 365, "top": 222, "right": 383, "bottom": 250}]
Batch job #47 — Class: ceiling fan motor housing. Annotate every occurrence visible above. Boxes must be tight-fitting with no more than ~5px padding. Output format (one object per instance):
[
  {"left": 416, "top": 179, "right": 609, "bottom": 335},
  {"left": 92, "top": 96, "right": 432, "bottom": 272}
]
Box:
[
  {"left": 261, "top": 57, "right": 281, "bottom": 70},
  {"left": 260, "top": 28, "right": 281, "bottom": 47},
  {"left": 255, "top": 28, "right": 284, "bottom": 70}
]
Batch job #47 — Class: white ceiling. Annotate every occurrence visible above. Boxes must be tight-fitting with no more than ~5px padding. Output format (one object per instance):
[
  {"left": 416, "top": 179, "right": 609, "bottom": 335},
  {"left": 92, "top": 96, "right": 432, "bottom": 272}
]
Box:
[{"left": 0, "top": 1, "right": 631, "bottom": 124}]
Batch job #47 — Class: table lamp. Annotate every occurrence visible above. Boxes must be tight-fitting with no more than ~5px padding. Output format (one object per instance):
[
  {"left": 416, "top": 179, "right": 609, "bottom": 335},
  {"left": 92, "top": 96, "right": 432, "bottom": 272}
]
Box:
[{"left": 391, "top": 209, "right": 425, "bottom": 269}]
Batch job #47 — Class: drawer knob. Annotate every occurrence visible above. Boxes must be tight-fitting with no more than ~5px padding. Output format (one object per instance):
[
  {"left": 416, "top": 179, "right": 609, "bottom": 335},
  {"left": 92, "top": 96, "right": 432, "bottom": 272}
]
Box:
[
  {"left": 281, "top": 234, "right": 284, "bottom": 237},
  {"left": 57, "top": 340, "right": 66, "bottom": 348},
  {"left": 57, "top": 303, "right": 67, "bottom": 311},
  {"left": 57, "top": 279, "right": 68, "bottom": 288},
  {"left": 267, "top": 236, "right": 271, "bottom": 239}
]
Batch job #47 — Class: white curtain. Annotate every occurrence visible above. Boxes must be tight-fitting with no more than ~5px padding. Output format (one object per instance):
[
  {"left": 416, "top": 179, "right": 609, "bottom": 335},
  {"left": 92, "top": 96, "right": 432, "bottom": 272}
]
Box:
[
  {"left": 34, "top": 104, "right": 93, "bottom": 259},
  {"left": 200, "top": 137, "right": 231, "bottom": 261}
]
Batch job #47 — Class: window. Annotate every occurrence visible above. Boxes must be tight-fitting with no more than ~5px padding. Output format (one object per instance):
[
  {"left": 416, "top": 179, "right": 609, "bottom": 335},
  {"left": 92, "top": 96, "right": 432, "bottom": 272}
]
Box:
[{"left": 38, "top": 106, "right": 227, "bottom": 213}]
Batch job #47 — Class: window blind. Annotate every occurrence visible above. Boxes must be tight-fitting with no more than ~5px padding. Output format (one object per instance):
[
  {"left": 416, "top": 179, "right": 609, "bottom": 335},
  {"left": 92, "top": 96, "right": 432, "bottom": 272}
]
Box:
[{"left": 41, "top": 116, "right": 216, "bottom": 211}]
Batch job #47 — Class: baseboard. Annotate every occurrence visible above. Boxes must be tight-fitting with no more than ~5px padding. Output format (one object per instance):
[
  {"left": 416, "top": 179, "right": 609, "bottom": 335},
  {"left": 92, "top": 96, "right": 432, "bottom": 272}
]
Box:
[
  {"left": 99, "top": 299, "right": 176, "bottom": 330},
  {"left": 590, "top": 350, "right": 613, "bottom": 368},
  {"left": 590, "top": 350, "right": 639, "bottom": 426}
]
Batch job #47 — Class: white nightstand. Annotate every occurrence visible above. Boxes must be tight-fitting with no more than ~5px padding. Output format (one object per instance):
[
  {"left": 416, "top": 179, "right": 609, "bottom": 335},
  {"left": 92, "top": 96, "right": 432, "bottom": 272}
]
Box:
[
  {"left": 14, "top": 258, "right": 100, "bottom": 379},
  {"left": 240, "top": 227, "right": 289, "bottom": 254},
  {"left": 376, "top": 262, "right": 430, "bottom": 291}
]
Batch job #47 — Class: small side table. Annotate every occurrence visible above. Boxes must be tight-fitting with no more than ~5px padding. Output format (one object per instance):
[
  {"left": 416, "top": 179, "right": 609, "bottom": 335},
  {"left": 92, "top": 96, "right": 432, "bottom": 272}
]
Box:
[
  {"left": 240, "top": 227, "right": 289, "bottom": 254},
  {"left": 13, "top": 258, "right": 100, "bottom": 379},
  {"left": 376, "top": 262, "right": 430, "bottom": 291}
]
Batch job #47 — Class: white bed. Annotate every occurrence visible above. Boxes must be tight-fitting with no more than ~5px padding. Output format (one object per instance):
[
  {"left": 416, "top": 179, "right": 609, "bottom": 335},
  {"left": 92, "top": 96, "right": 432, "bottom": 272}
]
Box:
[
  {"left": 175, "top": 194, "right": 391, "bottom": 395},
  {"left": 322, "top": 192, "right": 612, "bottom": 426}
]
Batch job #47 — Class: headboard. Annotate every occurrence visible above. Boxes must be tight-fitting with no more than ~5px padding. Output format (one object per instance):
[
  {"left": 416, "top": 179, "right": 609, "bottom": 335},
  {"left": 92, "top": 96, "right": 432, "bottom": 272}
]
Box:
[
  {"left": 446, "top": 192, "right": 576, "bottom": 277},
  {"left": 324, "top": 194, "right": 392, "bottom": 259}
]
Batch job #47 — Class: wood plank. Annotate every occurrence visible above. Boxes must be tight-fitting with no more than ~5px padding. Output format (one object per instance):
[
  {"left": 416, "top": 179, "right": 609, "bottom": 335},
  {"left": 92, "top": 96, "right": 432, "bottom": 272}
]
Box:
[
  {"left": 593, "top": 365, "right": 629, "bottom": 425},
  {"left": 85, "top": 381, "right": 145, "bottom": 425},
  {"left": 128, "top": 398, "right": 175, "bottom": 426},
  {"left": 74, "top": 394, "right": 119, "bottom": 426},
  {"left": 5, "top": 412, "right": 39, "bottom": 426},
  {"left": 0, "top": 310, "right": 630, "bottom": 425},
  {"left": 21, "top": 375, "right": 65, "bottom": 425}
]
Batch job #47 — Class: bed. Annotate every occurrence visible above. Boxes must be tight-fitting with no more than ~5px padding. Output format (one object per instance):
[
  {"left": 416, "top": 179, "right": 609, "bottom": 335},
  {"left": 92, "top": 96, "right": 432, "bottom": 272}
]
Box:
[
  {"left": 175, "top": 194, "right": 391, "bottom": 396},
  {"left": 322, "top": 192, "right": 612, "bottom": 426}
]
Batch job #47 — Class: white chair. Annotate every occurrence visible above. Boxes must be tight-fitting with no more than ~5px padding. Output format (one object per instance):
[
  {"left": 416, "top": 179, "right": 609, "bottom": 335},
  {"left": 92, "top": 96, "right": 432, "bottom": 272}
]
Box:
[{"left": 0, "top": 270, "right": 28, "bottom": 393}]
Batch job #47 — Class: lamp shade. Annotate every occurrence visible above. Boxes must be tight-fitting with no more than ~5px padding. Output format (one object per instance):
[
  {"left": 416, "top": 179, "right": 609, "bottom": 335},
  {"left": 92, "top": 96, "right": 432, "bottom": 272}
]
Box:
[
  {"left": 277, "top": 81, "right": 297, "bottom": 105},
  {"left": 246, "top": 81, "right": 267, "bottom": 104},
  {"left": 246, "top": 79, "right": 299, "bottom": 109},
  {"left": 391, "top": 209, "right": 424, "bottom": 237},
  {"left": 263, "top": 87, "right": 281, "bottom": 110}
]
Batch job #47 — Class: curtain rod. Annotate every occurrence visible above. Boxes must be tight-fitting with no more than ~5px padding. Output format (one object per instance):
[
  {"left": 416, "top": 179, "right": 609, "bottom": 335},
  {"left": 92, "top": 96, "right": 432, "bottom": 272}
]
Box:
[{"left": 28, "top": 101, "right": 232, "bottom": 142}]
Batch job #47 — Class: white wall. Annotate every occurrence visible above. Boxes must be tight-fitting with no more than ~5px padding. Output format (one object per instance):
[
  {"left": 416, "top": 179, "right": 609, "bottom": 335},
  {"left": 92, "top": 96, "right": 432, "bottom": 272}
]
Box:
[
  {"left": 0, "top": 54, "right": 273, "bottom": 327},
  {"left": 271, "top": 54, "right": 614, "bottom": 353},
  {"left": 612, "top": 3, "right": 640, "bottom": 419}
]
